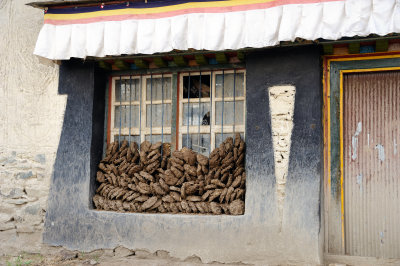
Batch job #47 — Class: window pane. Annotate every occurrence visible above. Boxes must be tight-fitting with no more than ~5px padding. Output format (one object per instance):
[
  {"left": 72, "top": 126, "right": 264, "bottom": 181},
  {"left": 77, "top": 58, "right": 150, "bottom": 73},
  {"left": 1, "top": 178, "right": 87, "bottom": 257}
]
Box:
[
  {"left": 146, "top": 77, "right": 171, "bottom": 101},
  {"left": 183, "top": 75, "right": 211, "bottom": 99},
  {"left": 115, "top": 78, "right": 140, "bottom": 102},
  {"left": 183, "top": 102, "right": 211, "bottom": 126},
  {"left": 145, "top": 134, "right": 171, "bottom": 143},
  {"left": 215, "top": 101, "right": 244, "bottom": 125},
  {"left": 113, "top": 135, "right": 141, "bottom": 144},
  {"left": 114, "top": 105, "right": 140, "bottom": 128},
  {"left": 215, "top": 132, "right": 244, "bottom": 148},
  {"left": 215, "top": 73, "right": 244, "bottom": 98},
  {"left": 182, "top": 134, "right": 211, "bottom": 155},
  {"left": 146, "top": 104, "right": 171, "bottom": 127}
]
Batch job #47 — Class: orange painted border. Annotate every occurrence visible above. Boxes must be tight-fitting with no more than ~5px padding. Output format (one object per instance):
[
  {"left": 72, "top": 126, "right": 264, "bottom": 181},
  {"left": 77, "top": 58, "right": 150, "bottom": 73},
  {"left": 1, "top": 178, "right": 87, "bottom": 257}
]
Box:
[
  {"left": 322, "top": 54, "right": 330, "bottom": 253},
  {"left": 107, "top": 76, "right": 113, "bottom": 145},
  {"left": 176, "top": 73, "right": 180, "bottom": 151},
  {"left": 323, "top": 50, "right": 400, "bottom": 254}
]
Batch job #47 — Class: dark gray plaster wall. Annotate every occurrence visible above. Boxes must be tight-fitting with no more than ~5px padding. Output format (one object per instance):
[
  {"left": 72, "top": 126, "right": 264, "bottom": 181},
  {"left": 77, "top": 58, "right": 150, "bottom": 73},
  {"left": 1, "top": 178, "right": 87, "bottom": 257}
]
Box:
[
  {"left": 44, "top": 46, "right": 323, "bottom": 264},
  {"left": 246, "top": 46, "right": 323, "bottom": 260}
]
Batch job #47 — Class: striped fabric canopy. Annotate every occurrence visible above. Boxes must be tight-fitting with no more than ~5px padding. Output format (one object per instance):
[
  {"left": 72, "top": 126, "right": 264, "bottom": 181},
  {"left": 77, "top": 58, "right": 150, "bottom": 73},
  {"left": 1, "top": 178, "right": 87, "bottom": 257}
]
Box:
[{"left": 34, "top": 0, "right": 400, "bottom": 60}]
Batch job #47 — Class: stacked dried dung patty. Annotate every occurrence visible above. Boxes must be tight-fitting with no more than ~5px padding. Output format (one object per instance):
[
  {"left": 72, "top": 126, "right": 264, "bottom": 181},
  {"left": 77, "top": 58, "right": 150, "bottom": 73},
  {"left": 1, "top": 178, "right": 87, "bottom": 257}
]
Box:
[{"left": 93, "top": 133, "right": 246, "bottom": 215}]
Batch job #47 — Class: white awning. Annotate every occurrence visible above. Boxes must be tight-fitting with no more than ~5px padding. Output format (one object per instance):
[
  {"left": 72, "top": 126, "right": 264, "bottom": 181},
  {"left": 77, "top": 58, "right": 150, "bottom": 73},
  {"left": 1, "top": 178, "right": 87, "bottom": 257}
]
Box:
[{"left": 34, "top": 0, "right": 400, "bottom": 60}]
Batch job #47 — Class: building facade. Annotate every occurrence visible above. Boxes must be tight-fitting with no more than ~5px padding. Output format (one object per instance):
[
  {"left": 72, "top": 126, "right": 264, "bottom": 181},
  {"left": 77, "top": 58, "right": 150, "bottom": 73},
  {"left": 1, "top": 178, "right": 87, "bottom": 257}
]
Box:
[{"left": 0, "top": 0, "right": 399, "bottom": 265}]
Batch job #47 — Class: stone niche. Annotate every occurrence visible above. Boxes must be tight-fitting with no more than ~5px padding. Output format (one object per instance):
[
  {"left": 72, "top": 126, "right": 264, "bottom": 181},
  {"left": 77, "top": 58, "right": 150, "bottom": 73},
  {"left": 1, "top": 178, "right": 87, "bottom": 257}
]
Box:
[{"left": 93, "top": 133, "right": 246, "bottom": 215}]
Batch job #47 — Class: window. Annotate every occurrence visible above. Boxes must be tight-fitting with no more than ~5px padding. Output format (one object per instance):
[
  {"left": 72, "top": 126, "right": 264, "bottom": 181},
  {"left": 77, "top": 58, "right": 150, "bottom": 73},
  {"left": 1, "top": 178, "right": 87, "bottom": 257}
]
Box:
[
  {"left": 179, "top": 70, "right": 246, "bottom": 155},
  {"left": 108, "top": 69, "right": 246, "bottom": 151},
  {"left": 99, "top": 67, "right": 246, "bottom": 215},
  {"left": 110, "top": 74, "right": 172, "bottom": 144}
]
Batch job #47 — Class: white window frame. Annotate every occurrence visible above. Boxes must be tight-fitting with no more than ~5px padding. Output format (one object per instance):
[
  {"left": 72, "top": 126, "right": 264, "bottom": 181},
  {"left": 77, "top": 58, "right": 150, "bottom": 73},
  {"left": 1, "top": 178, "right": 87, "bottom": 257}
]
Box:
[
  {"left": 178, "top": 69, "right": 246, "bottom": 151},
  {"left": 110, "top": 74, "right": 173, "bottom": 143}
]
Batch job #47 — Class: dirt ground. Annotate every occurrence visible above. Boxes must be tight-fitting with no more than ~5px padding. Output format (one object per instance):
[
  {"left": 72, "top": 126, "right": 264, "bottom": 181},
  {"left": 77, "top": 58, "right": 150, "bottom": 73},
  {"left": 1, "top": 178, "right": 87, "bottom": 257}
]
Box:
[{"left": 0, "top": 246, "right": 249, "bottom": 266}]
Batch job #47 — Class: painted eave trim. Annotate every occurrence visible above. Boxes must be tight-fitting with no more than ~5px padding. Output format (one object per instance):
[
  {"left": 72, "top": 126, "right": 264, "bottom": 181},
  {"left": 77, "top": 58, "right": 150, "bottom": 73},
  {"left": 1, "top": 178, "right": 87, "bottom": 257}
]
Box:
[{"left": 27, "top": 0, "right": 129, "bottom": 9}]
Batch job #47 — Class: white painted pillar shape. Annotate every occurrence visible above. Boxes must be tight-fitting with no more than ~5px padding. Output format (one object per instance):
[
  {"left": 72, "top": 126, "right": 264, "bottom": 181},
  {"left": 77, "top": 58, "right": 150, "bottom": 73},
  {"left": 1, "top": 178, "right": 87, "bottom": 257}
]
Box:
[{"left": 268, "top": 85, "right": 296, "bottom": 231}]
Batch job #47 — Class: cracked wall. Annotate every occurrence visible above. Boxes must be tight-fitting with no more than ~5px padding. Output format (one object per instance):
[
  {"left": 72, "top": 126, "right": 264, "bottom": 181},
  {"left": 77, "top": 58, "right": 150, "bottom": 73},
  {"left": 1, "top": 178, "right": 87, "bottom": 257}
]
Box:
[{"left": 0, "top": 0, "right": 64, "bottom": 255}]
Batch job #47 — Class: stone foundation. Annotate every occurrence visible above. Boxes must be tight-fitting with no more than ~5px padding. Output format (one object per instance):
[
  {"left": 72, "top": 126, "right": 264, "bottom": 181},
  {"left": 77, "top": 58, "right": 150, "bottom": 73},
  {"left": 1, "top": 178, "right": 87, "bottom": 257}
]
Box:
[{"left": 0, "top": 151, "right": 50, "bottom": 254}]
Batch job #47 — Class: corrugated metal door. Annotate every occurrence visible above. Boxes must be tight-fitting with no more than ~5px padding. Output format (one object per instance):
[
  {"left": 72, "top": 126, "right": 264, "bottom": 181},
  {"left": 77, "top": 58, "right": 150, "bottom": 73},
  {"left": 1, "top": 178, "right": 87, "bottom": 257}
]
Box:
[{"left": 343, "top": 71, "right": 400, "bottom": 258}]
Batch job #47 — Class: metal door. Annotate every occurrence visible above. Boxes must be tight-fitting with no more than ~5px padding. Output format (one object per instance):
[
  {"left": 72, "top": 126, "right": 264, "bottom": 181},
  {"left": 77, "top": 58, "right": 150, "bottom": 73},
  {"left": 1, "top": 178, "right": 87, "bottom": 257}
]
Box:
[{"left": 343, "top": 71, "right": 400, "bottom": 258}]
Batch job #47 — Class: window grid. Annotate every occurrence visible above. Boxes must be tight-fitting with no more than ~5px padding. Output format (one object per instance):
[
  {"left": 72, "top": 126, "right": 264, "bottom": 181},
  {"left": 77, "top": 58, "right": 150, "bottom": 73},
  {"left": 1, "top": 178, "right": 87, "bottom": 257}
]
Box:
[
  {"left": 110, "top": 74, "right": 172, "bottom": 145},
  {"left": 108, "top": 69, "right": 245, "bottom": 154},
  {"left": 178, "top": 69, "right": 246, "bottom": 155}
]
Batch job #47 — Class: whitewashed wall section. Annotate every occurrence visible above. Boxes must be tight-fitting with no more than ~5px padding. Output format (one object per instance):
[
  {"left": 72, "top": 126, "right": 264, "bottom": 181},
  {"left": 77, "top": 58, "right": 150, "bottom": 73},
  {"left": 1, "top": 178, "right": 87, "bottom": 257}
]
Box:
[
  {"left": 268, "top": 85, "right": 296, "bottom": 231},
  {"left": 0, "top": 0, "right": 64, "bottom": 255}
]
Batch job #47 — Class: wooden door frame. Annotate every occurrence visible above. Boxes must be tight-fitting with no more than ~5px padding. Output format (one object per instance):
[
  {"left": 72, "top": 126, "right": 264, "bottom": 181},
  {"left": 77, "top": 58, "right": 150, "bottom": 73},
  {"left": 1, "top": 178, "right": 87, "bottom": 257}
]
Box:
[{"left": 323, "top": 52, "right": 400, "bottom": 261}]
